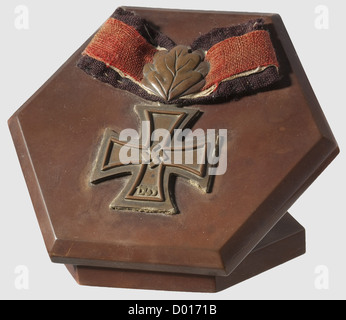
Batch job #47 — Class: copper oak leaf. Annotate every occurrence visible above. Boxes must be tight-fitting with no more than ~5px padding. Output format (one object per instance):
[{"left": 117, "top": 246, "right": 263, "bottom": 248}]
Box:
[{"left": 141, "top": 45, "right": 210, "bottom": 101}]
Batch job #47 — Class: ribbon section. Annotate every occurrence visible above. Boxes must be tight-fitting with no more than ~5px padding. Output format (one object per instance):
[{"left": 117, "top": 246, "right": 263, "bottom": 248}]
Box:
[
  {"left": 83, "top": 18, "right": 158, "bottom": 83},
  {"left": 204, "top": 30, "right": 279, "bottom": 90},
  {"left": 78, "top": 8, "right": 280, "bottom": 106}
]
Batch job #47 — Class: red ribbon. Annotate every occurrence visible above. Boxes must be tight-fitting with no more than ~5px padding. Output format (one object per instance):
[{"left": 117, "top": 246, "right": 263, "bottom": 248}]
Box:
[{"left": 80, "top": 13, "right": 279, "bottom": 104}]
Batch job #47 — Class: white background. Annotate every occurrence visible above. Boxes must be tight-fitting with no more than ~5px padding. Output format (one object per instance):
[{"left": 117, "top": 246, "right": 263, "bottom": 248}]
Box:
[{"left": 0, "top": 0, "right": 345, "bottom": 300}]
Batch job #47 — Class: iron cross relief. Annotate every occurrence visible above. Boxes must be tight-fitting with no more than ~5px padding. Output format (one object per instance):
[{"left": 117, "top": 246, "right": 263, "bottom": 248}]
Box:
[{"left": 90, "top": 104, "right": 221, "bottom": 214}]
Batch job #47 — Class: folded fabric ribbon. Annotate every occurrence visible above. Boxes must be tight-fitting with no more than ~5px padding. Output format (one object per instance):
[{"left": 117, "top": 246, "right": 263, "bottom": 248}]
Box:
[{"left": 78, "top": 7, "right": 280, "bottom": 106}]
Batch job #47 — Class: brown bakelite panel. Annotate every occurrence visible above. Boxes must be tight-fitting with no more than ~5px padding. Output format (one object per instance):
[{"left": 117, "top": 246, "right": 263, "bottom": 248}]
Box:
[{"left": 8, "top": 7, "right": 338, "bottom": 291}]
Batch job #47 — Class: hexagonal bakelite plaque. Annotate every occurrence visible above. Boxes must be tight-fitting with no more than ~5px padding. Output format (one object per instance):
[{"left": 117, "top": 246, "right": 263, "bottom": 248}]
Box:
[{"left": 9, "top": 7, "right": 339, "bottom": 292}]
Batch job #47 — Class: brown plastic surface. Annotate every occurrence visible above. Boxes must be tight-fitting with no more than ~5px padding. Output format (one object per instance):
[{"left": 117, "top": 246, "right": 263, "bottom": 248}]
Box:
[{"left": 8, "top": 8, "right": 338, "bottom": 286}]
